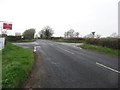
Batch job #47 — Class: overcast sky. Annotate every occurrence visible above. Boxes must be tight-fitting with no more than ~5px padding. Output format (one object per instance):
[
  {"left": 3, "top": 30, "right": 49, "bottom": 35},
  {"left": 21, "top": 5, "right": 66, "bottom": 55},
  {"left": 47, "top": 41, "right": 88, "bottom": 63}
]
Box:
[{"left": 0, "top": 0, "right": 119, "bottom": 37}]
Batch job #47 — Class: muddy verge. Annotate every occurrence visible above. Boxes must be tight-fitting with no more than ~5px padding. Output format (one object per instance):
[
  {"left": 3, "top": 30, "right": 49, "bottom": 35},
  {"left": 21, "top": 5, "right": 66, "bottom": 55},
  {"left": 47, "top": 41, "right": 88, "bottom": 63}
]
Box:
[{"left": 21, "top": 51, "right": 46, "bottom": 89}]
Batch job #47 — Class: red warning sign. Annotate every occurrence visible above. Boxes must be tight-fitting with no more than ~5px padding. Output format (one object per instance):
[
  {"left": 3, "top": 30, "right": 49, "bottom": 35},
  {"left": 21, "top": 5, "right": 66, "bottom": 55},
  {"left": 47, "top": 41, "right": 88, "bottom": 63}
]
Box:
[{"left": 3, "top": 23, "right": 12, "bottom": 30}]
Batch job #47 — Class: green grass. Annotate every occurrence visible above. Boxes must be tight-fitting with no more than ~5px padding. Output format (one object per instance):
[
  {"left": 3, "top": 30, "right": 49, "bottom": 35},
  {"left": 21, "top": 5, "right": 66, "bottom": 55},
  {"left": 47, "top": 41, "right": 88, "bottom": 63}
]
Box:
[
  {"left": 80, "top": 44, "right": 119, "bottom": 57},
  {"left": 2, "top": 42, "right": 34, "bottom": 88},
  {"left": 16, "top": 39, "right": 35, "bottom": 43}
]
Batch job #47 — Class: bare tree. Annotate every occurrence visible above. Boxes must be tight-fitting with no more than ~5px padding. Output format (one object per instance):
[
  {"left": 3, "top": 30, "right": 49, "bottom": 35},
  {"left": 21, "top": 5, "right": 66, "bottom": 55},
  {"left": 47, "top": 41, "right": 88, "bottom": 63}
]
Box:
[
  {"left": 69, "top": 29, "right": 75, "bottom": 38},
  {"left": 95, "top": 34, "right": 101, "bottom": 38},
  {"left": 65, "top": 29, "right": 75, "bottom": 38},
  {"left": 64, "top": 32, "right": 67, "bottom": 38},
  {"left": 75, "top": 32, "right": 79, "bottom": 38},
  {"left": 64, "top": 29, "right": 80, "bottom": 38},
  {"left": 66, "top": 31, "right": 69, "bottom": 38},
  {"left": 39, "top": 26, "right": 54, "bottom": 39},
  {"left": 84, "top": 33, "right": 93, "bottom": 38},
  {"left": 110, "top": 32, "right": 118, "bottom": 38},
  {"left": 39, "top": 30, "right": 45, "bottom": 38}
]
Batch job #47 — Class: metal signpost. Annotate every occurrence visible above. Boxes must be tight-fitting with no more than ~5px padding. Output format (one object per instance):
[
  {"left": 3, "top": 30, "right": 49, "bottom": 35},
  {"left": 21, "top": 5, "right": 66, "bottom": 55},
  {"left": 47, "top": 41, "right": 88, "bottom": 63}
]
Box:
[{"left": 0, "top": 21, "right": 12, "bottom": 49}]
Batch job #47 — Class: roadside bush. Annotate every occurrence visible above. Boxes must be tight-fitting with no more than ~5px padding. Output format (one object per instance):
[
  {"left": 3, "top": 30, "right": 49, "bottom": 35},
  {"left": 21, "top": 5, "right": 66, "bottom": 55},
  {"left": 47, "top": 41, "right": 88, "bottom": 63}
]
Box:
[{"left": 85, "top": 38, "right": 119, "bottom": 50}]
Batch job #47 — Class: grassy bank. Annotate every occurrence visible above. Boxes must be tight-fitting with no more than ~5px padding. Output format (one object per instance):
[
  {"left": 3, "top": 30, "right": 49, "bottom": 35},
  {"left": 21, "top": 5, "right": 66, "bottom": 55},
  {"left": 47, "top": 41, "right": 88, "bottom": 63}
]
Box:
[
  {"left": 80, "top": 44, "right": 119, "bottom": 57},
  {"left": 2, "top": 43, "right": 34, "bottom": 88}
]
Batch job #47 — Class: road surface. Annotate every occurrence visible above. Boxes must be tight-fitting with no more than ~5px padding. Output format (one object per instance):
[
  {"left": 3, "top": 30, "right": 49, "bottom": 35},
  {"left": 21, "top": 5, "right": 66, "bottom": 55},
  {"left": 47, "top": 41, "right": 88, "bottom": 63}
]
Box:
[{"left": 14, "top": 40, "right": 119, "bottom": 88}]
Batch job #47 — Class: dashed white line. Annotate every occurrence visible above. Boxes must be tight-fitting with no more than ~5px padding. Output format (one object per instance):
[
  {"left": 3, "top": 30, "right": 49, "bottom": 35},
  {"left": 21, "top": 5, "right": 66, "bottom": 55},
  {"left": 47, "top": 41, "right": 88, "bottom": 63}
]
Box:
[
  {"left": 96, "top": 62, "right": 120, "bottom": 74},
  {"left": 58, "top": 47, "right": 74, "bottom": 54}
]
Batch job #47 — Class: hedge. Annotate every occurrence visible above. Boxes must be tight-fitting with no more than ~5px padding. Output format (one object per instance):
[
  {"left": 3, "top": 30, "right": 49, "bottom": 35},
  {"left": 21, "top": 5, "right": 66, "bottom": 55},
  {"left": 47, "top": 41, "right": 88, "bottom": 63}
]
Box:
[
  {"left": 85, "top": 38, "right": 119, "bottom": 50},
  {"left": 6, "top": 36, "right": 22, "bottom": 42}
]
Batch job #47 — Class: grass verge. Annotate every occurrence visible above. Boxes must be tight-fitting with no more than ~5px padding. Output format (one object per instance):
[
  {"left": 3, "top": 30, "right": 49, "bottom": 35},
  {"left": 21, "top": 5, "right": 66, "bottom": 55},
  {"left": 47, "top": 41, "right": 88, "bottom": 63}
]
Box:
[
  {"left": 80, "top": 43, "right": 119, "bottom": 57},
  {"left": 2, "top": 42, "right": 34, "bottom": 88}
]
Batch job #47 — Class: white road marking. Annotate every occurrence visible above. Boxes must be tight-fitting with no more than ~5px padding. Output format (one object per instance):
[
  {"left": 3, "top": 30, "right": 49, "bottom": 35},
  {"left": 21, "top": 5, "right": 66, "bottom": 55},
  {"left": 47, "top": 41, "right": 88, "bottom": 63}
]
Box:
[
  {"left": 34, "top": 46, "right": 37, "bottom": 52},
  {"left": 96, "top": 62, "right": 120, "bottom": 74},
  {"left": 58, "top": 47, "right": 74, "bottom": 54},
  {"left": 75, "top": 46, "right": 82, "bottom": 49},
  {"left": 79, "top": 47, "right": 82, "bottom": 49}
]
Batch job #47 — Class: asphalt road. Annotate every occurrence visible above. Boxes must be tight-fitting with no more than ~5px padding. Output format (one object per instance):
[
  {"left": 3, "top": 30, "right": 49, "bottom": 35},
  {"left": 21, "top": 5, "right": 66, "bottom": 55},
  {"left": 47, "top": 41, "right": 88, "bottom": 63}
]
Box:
[{"left": 14, "top": 40, "right": 119, "bottom": 88}]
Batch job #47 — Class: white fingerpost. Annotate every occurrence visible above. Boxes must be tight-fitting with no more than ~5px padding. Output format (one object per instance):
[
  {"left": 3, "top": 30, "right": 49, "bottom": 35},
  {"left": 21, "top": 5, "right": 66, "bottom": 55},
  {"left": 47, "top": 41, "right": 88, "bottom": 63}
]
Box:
[
  {"left": 34, "top": 46, "right": 36, "bottom": 52},
  {"left": 0, "top": 38, "right": 5, "bottom": 50}
]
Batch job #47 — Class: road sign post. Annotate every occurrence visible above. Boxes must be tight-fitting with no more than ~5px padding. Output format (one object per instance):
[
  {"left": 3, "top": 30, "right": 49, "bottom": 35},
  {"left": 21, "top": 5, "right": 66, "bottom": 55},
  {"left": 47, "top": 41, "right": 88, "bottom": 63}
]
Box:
[{"left": 0, "top": 21, "right": 12, "bottom": 48}]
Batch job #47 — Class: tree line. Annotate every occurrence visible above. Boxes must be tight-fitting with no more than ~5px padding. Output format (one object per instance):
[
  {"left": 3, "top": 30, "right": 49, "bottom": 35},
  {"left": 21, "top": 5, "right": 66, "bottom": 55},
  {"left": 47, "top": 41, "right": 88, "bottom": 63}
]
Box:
[
  {"left": 5, "top": 25, "right": 119, "bottom": 40},
  {"left": 22, "top": 26, "right": 54, "bottom": 40}
]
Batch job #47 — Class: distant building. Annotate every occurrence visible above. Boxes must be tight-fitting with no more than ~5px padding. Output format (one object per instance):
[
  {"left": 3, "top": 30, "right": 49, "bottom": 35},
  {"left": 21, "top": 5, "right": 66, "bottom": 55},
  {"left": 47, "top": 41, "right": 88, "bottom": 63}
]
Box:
[{"left": 15, "top": 32, "right": 21, "bottom": 36}]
